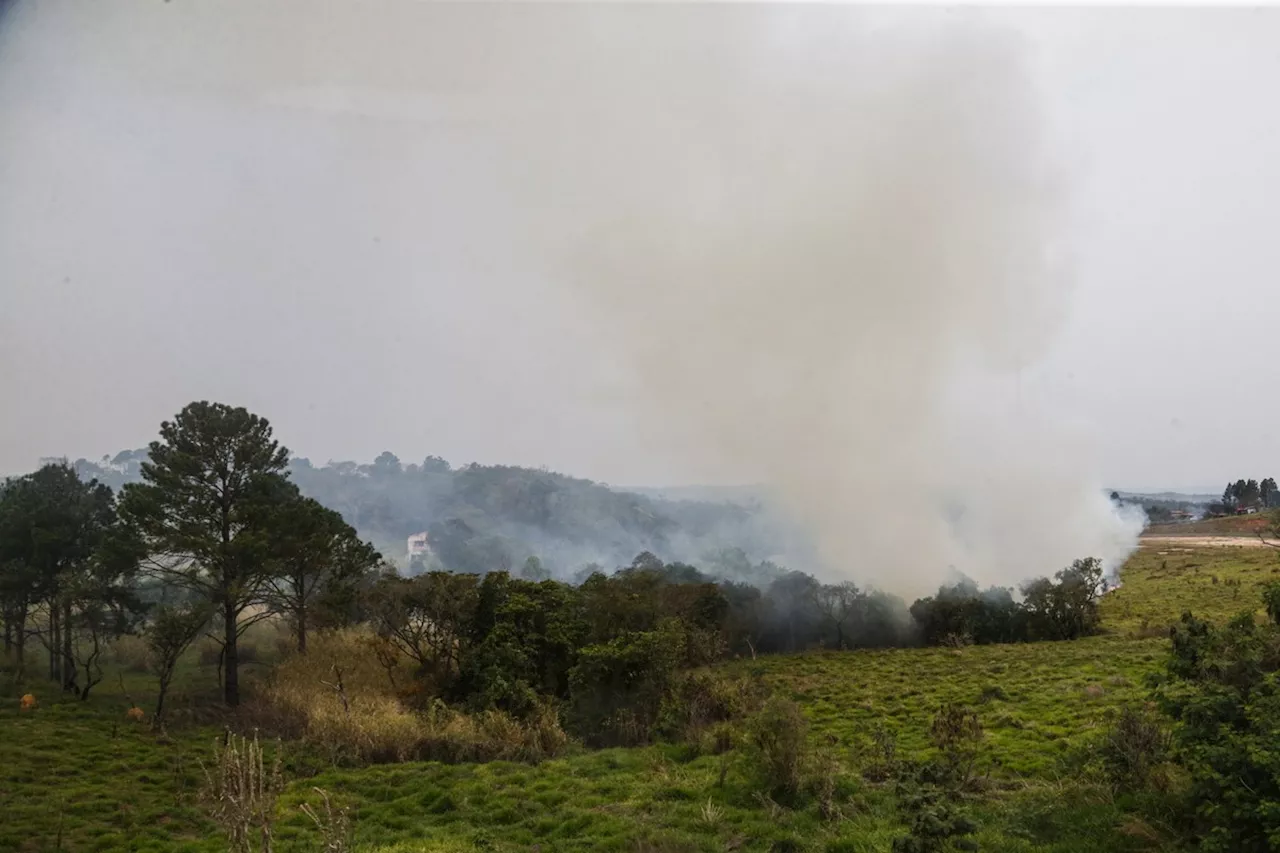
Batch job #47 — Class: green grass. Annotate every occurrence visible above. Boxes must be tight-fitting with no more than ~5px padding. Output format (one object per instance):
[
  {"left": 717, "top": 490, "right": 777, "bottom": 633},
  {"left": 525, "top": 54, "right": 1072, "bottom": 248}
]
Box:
[
  {"left": 4, "top": 546, "right": 1275, "bottom": 852},
  {"left": 0, "top": 695, "right": 221, "bottom": 853},
  {"left": 743, "top": 636, "right": 1157, "bottom": 777},
  {"left": 1104, "top": 543, "right": 1279, "bottom": 634},
  {"left": 267, "top": 744, "right": 1155, "bottom": 853}
]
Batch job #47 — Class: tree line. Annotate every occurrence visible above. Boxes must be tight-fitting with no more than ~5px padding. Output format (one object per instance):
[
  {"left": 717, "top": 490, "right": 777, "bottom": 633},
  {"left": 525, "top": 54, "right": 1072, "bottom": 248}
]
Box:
[
  {"left": 1, "top": 402, "right": 380, "bottom": 711},
  {"left": 1211, "top": 477, "right": 1279, "bottom": 514},
  {"left": 2, "top": 401, "right": 1108, "bottom": 730},
  {"left": 361, "top": 553, "right": 1107, "bottom": 744}
]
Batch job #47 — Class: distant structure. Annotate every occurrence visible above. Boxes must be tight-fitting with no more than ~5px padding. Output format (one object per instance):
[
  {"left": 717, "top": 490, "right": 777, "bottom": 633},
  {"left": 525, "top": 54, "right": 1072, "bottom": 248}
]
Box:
[{"left": 407, "top": 531, "right": 430, "bottom": 557}]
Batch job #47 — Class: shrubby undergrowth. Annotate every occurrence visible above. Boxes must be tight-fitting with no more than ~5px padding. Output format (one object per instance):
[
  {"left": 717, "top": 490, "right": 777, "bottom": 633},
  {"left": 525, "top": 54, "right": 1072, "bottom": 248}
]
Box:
[{"left": 241, "top": 630, "right": 568, "bottom": 765}]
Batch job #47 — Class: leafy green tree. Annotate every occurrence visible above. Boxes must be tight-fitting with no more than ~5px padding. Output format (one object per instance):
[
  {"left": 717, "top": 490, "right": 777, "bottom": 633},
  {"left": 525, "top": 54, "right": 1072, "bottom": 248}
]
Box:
[
  {"left": 370, "top": 571, "right": 479, "bottom": 687},
  {"left": 0, "top": 462, "right": 130, "bottom": 691},
  {"left": 420, "top": 455, "right": 451, "bottom": 473},
  {"left": 1224, "top": 479, "right": 1263, "bottom": 510},
  {"left": 1021, "top": 557, "right": 1106, "bottom": 641},
  {"left": 720, "top": 580, "right": 768, "bottom": 658},
  {"left": 119, "top": 402, "right": 290, "bottom": 706},
  {"left": 456, "top": 572, "right": 585, "bottom": 715},
  {"left": 810, "top": 581, "right": 863, "bottom": 649},
  {"left": 763, "top": 571, "right": 823, "bottom": 652},
  {"left": 910, "top": 579, "right": 1026, "bottom": 647},
  {"left": 64, "top": 523, "right": 145, "bottom": 699},
  {"left": 144, "top": 602, "right": 211, "bottom": 723},
  {"left": 368, "top": 451, "right": 402, "bottom": 479},
  {"left": 1157, "top": 604, "right": 1280, "bottom": 852},
  {"left": 260, "top": 489, "right": 381, "bottom": 653},
  {"left": 568, "top": 618, "right": 686, "bottom": 745},
  {"left": 0, "top": 478, "right": 40, "bottom": 678},
  {"left": 426, "top": 517, "right": 514, "bottom": 575}
]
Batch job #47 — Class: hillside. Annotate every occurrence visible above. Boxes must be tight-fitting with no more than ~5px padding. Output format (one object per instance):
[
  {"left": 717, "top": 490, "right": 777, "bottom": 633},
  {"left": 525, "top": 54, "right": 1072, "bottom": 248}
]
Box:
[
  {"left": 1144, "top": 508, "right": 1280, "bottom": 538},
  {"left": 69, "top": 450, "right": 790, "bottom": 579},
  {"left": 7, "top": 540, "right": 1277, "bottom": 852}
]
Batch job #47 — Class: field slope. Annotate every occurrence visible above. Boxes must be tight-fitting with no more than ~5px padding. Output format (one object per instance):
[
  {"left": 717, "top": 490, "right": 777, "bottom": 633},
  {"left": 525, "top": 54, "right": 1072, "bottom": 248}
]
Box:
[
  {"left": 4, "top": 543, "right": 1277, "bottom": 853},
  {"left": 1144, "top": 508, "right": 1279, "bottom": 538}
]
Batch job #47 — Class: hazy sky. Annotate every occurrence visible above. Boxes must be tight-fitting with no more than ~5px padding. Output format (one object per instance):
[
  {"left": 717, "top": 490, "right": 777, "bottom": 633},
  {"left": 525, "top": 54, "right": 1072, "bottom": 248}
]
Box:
[{"left": 2, "top": 2, "right": 1278, "bottom": 493}]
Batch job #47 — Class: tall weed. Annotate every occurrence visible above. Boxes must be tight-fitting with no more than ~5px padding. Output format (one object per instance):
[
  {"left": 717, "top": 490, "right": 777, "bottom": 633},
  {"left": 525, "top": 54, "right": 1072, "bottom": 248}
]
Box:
[{"left": 200, "top": 732, "right": 285, "bottom": 853}]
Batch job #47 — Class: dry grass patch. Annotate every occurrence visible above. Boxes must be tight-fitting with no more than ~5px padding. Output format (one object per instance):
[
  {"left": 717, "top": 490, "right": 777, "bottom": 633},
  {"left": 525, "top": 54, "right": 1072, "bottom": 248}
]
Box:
[{"left": 245, "top": 629, "right": 569, "bottom": 766}]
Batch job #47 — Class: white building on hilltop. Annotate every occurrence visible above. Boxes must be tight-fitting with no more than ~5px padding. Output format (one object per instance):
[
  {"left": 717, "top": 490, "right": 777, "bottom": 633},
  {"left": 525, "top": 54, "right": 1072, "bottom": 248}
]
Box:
[{"left": 407, "top": 531, "right": 430, "bottom": 557}]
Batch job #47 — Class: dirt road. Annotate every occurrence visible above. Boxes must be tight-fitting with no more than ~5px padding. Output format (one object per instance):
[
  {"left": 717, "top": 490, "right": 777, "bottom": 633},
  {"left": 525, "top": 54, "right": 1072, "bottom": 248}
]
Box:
[{"left": 1140, "top": 535, "right": 1275, "bottom": 549}]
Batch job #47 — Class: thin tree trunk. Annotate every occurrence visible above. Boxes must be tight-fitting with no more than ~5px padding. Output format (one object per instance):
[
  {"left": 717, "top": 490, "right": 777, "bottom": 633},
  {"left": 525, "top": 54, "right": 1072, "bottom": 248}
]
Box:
[
  {"left": 49, "top": 605, "right": 61, "bottom": 683},
  {"left": 155, "top": 669, "right": 172, "bottom": 723},
  {"left": 223, "top": 602, "right": 239, "bottom": 707},
  {"left": 3, "top": 613, "right": 11, "bottom": 653},
  {"left": 62, "top": 601, "right": 76, "bottom": 693},
  {"left": 14, "top": 610, "right": 26, "bottom": 681},
  {"left": 297, "top": 604, "right": 307, "bottom": 655}
]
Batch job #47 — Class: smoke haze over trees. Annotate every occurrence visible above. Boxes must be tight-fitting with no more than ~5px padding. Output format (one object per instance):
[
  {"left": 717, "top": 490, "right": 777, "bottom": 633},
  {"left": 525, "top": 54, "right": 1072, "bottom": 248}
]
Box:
[
  {"left": 69, "top": 449, "right": 802, "bottom": 584},
  {"left": 68, "top": 445, "right": 1144, "bottom": 594}
]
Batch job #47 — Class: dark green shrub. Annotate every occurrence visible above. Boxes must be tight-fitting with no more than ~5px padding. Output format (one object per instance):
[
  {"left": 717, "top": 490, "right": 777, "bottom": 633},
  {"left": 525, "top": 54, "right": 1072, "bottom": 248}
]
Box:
[
  {"left": 892, "top": 766, "right": 978, "bottom": 853},
  {"left": 655, "top": 669, "right": 768, "bottom": 746},
  {"left": 1262, "top": 581, "right": 1280, "bottom": 625},
  {"left": 890, "top": 705, "right": 985, "bottom": 852},
  {"left": 1097, "top": 703, "right": 1171, "bottom": 793},
  {"left": 744, "top": 696, "right": 809, "bottom": 797},
  {"left": 1155, "top": 607, "right": 1280, "bottom": 852},
  {"left": 860, "top": 723, "right": 900, "bottom": 783},
  {"left": 929, "top": 704, "right": 984, "bottom": 792},
  {"left": 567, "top": 620, "right": 685, "bottom": 746}
]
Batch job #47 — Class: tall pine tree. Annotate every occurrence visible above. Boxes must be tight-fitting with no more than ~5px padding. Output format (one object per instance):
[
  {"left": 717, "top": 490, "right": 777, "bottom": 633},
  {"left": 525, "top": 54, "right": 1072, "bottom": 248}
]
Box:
[{"left": 120, "top": 402, "right": 289, "bottom": 706}]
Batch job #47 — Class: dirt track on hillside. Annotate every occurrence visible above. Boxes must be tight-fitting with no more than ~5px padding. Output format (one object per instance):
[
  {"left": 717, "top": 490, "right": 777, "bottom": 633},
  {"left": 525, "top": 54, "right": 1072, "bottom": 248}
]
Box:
[{"left": 1140, "top": 535, "right": 1274, "bottom": 549}]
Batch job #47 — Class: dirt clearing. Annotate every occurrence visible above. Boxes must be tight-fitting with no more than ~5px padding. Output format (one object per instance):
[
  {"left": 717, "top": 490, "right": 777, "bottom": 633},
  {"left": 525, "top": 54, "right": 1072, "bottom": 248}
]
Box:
[{"left": 1140, "top": 535, "right": 1275, "bottom": 549}]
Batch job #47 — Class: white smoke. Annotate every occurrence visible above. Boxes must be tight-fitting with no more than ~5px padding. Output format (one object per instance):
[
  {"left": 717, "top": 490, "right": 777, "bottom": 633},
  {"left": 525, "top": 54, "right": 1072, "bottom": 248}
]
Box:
[
  {"left": 0, "top": 2, "right": 1143, "bottom": 595},
  {"left": 467, "top": 10, "right": 1143, "bottom": 596}
]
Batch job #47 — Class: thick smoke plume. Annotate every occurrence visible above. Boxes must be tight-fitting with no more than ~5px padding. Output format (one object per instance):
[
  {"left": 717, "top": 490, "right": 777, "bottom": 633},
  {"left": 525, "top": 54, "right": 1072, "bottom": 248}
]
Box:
[
  {"left": 471, "top": 10, "right": 1144, "bottom": 594},
  {"left": 1, "top": 3, "right": 1143, "bottom": 593}
]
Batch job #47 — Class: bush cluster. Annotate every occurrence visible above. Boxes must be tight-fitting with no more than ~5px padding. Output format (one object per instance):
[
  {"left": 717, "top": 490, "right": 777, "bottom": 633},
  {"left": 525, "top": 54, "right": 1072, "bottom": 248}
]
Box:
[{"left": 243, "top": 630, "right": 568, "bottom": 765}]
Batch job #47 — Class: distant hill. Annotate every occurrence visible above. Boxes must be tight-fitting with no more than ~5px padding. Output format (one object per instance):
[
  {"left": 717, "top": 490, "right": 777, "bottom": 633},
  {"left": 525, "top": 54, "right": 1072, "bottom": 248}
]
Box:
[
  {"left": 1114, "top": 490, "right": 1220, "bottom": 504},
  {"left": 68, "top": 450, "right": 791, "bottom": 580}
]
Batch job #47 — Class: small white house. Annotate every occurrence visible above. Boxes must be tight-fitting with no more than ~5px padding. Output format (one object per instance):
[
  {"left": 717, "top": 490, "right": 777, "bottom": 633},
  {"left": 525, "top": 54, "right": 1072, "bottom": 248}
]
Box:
[{"left": 407, "top": 531, "right": 430, "bottom": 557}]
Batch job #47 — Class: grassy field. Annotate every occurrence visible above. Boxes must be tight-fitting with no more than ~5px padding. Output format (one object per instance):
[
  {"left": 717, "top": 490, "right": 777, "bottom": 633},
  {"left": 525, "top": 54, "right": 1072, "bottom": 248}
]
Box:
[{"left": 4, "top": 544, "right": 1275, "bottom": 853}]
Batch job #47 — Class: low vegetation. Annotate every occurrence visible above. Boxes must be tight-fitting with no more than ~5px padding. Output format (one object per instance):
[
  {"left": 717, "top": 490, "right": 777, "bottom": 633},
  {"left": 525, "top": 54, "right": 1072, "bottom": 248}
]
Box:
[
  {"left": 0, "top": 542, "right": 1264, "bottom": 853},
  {"left": 6, "top": 400, "right": 1280, "bottom": 852}
]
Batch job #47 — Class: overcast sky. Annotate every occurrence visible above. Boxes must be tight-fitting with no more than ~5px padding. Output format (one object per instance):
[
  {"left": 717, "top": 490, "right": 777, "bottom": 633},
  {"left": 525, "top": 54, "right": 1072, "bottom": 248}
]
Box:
[{"left": 2, "top": 2, "right": 1278, "bottom": 494}]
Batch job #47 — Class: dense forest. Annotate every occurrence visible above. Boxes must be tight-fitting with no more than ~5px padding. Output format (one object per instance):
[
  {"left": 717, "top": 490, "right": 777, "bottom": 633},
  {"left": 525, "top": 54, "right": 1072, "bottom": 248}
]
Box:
[{"left": 68, "top": 449, "right": 797, "bottom": 581}]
